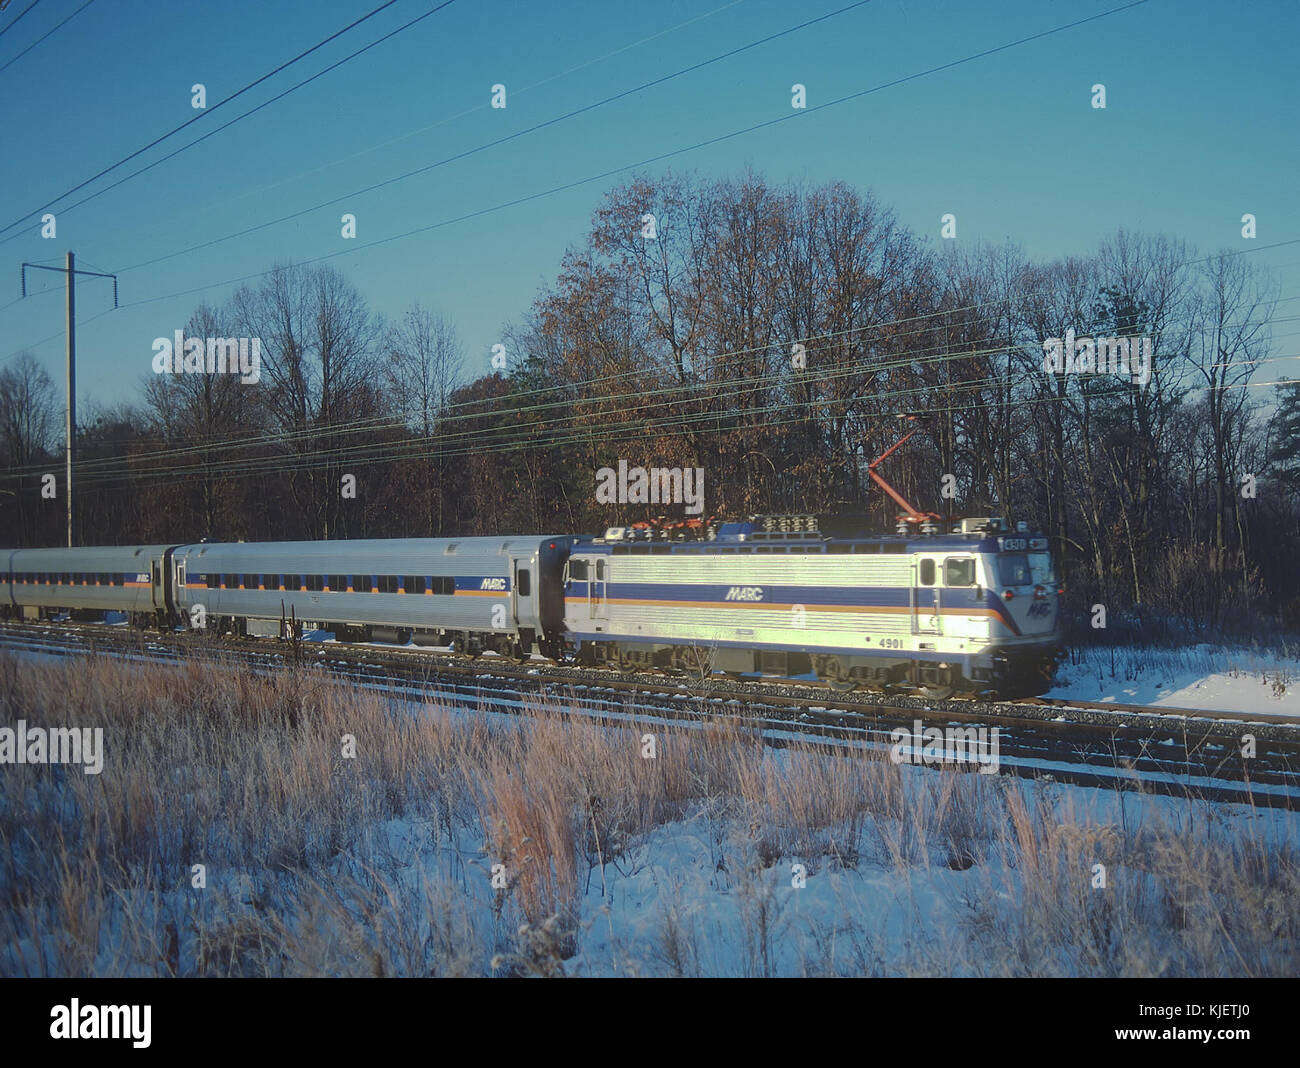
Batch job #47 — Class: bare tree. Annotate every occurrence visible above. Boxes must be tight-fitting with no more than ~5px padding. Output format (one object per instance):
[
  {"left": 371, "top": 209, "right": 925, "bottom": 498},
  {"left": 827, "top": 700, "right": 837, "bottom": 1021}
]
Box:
[
  {"left": 0, "top": 352, "right": 58, "bottom": 466},
  {"left": 0, "top": 353, "right": 60, "bottom": 543},
  {"left": 384, "top": 302, "right": 463, "bottom": 533},
  {"left": 142, "top": 302, "right": 266, "bottom": 538},
  {"left": 231, "top": 263, "right": 383, "bottom": 538},
  {"left": 1188, "top": 251, "right": 1277, "bottom": 555}
]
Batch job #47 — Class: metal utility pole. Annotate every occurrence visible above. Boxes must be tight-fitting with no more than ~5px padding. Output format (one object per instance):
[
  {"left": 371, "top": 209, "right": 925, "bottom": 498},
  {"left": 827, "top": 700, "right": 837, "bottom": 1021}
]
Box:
[
  {"left": 65, "top": 251, "right": 75, "bottom": 548},
  {"left": 20, "top": 253, "right": 118, "bottom": 546}
]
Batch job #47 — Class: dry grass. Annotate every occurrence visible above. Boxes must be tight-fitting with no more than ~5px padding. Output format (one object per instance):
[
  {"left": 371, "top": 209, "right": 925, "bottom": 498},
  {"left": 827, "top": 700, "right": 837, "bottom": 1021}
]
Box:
[{"left": 0, "top": 650, "right": 1297, "bottom": 977}]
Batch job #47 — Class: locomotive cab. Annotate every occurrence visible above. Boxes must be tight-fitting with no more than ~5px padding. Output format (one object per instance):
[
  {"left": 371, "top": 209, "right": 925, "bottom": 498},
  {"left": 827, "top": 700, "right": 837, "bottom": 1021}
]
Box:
[{"left": 967, "top": 524, "right": 1065, "bottom": 695}]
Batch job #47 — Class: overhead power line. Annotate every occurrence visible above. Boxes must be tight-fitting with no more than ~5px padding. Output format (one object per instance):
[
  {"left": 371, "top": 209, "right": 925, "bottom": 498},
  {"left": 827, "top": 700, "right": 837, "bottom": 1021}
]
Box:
[
  {"left": 4, "top": 226, "right": 1297, "bottom": 404},
  {"left": 40, "top": 295, "right": 1300, "bottom": 477},
  {"left": 96, "top": 0, "right": 1160, "bottom": 313},
  {"left": 10, "top": 305, "right": 1298, "bottom": 488},
  {"left": 111, "top": 0, "right": 879, "bottom": 276},
  {"left": 105, "top": 0, "right": 1154, "bottom": 294},
  {"left": 0, "top": 0, "right": 1152, "bottom": 303},
  {"left": 0, "top": 0, "right": 93, "bottom": 76},
  {"left": 0, "top": 0, "right": 456, "bottom": 243},
  {"left": 0, "top": 0, "right": 42, "bottom": 40},
  {"left": 115, "top": 0, "right": 747, "bottom": 239},
  {"left": 28, "top": 354, "right": 1300, "bottom": 494}
]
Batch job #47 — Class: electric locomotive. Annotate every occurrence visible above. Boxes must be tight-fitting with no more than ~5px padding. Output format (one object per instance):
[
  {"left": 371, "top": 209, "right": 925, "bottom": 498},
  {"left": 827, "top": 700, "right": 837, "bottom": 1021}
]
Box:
[{"left": 562, "top": 515, "right": 1064, "bottom": 697}]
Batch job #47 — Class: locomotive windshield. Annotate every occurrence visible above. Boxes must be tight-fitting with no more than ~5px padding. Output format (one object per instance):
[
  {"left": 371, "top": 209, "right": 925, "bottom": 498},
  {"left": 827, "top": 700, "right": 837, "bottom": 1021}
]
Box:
[
  {"left": 996, "top": 553, "right": 1033, "bottom": 586},
  {"left": 997, "top": 551, "right": 1056, "bottom": 585},
  {"left": 1028, "top": 551, "right": 1056, "bottom": 584}
]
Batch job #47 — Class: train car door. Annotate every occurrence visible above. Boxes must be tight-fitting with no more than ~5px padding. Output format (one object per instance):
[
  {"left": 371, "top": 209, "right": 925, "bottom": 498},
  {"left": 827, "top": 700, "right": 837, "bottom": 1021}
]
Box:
[
  {"left": 151, "top": 560, "right": 164, "bottom": 613},
  {"left": 154, "top": 547, "right": 178, "bottom": 620},
  {"left": 509, "top": 552, "right": 537, "bottom": 630},
  {"left": 911, "top": 558, "right": 941, "bottom": 635},
  {"left": 589, "top": 558, "right": 608, "bottom": 624}
]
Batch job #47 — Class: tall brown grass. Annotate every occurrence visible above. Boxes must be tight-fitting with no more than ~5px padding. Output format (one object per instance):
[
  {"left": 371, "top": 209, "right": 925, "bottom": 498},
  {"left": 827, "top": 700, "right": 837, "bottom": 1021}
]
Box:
[{"left": 0, "top": 650, "right": 1296, "bottom": 976}]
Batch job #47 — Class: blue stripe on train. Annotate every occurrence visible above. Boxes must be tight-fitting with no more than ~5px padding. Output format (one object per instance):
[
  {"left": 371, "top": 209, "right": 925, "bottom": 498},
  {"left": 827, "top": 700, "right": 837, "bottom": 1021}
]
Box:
[{"left": 565, "top": 580, "right": 1023, "bottom": 635}]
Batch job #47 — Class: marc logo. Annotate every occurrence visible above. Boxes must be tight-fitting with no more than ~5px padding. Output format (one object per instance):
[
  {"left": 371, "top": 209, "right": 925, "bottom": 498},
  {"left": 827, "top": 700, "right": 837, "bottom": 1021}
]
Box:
[
  {"left": 479, "top": 578, "right": 507, "bottom": 591},
  {"left": 724, "top": 586, "right": 764, "bottom": 602}
]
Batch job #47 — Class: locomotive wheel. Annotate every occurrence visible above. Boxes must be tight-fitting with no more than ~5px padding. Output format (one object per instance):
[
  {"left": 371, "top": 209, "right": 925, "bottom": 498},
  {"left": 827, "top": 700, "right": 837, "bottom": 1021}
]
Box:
[
  {"left": 616, "top": 650, "right": 639, "bottom": 674},
  {"left": 813, "top": 654, "right": 856, "bottom": 692}
]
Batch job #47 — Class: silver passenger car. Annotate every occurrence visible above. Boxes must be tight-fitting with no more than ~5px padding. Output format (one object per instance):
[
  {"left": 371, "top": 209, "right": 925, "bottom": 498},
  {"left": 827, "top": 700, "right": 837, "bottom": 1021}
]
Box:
[
  {"left": 170, "top": 536, "right": 572, "bottom": 652},
  {"left": 5, "top": 545, "right": 173, "bottom": 619}
]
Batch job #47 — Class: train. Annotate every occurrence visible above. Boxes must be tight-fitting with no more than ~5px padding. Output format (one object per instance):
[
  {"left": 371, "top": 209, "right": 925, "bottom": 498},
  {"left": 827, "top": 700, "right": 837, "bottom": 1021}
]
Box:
[{"left": 1, "top": 515, "right": 1065, "bottom": 697}]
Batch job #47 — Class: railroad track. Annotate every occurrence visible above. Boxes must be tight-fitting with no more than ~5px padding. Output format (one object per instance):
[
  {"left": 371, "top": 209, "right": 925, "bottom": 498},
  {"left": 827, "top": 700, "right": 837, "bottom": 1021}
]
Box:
[
  {"left": 2, "top": 618, "right": 1297, "bottom": 808},
  {"left": 1013, "top": 694, "right": 1300, "bottom": 727}
]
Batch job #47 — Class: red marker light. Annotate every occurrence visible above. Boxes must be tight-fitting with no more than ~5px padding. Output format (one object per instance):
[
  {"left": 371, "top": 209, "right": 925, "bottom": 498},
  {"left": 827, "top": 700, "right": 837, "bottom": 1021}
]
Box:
[{"left": 1003, "top": 590, "right": 1015, "bottom": 601}]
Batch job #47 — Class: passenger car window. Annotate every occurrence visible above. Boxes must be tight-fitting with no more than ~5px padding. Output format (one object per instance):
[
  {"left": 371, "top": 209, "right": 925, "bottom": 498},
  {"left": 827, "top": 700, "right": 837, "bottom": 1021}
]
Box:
[
  {"left": 919, "top": 559, "right": 935, "bottom": 585},
  {"left": 944, "top": 557, "right": 976, "bottom": 587},
  {"left": 517, "top": 569, "right": 531, "bottom": 597}
]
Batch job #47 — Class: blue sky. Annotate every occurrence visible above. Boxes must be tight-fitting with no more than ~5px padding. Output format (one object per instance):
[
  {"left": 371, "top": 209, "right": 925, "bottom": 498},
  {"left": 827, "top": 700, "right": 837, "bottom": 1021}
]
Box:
[{"left": 1, "top": 0, "right": 1297, "bottom": 410}]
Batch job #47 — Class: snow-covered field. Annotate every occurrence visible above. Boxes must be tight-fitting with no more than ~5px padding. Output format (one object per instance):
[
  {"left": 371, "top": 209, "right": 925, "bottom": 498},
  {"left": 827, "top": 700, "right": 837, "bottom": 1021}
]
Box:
[
  {"left": 2, "top": 650, "right": 1297, "bottom": 977},
  {"left": 1049, "top": 643, "right": 1300, "bottom": 718},
  {"left": 346, "top": 783, "right": 1299, "bottom": 978}
]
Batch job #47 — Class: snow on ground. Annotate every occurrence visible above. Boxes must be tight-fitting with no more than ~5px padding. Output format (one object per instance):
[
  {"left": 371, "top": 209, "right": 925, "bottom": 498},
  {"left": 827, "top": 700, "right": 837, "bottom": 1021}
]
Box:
[
  {"left": 295, "top": 772, "right": 1300, "bottom": 978},
  {"left": 3, "top": 641, "right": 1298, "bottom": 976},
  {"left": 1048, "top": 643, "right": 1300, "bottom": 718}
]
